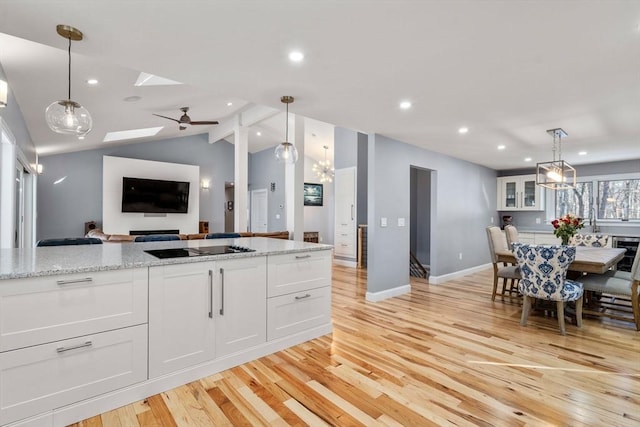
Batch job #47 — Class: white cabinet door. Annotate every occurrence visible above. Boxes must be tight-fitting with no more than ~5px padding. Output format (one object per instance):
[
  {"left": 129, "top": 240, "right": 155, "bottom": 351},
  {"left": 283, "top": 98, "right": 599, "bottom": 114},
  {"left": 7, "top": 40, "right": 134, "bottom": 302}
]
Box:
[
  {"left": 334, "top": 167, "right": 356, "bottom": 257},
  {"left": 497, "top": 175, "right": 545, "bottom": 211},
  {"left": 214, "top": 257, "right": 267, "bottom": 357},
  {"left": 148, "top": 263, "right": 215, "bottom": 378},
  {"left": 0, "top": 325, "right": 147, "bottom": 426},
  {"left": 0, "top": 268, "right": 148, "bottom": 352}
]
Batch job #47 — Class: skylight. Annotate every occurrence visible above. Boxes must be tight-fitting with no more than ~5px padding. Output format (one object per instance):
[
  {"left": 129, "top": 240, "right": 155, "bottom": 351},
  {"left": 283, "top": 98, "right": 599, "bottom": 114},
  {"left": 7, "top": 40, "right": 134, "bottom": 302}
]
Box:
[
  {"left": 103, "top": 127, "right": 163, "bottom": 142},
  {"left": 134, "top": 72, "right": 182, "bottom": 87}
]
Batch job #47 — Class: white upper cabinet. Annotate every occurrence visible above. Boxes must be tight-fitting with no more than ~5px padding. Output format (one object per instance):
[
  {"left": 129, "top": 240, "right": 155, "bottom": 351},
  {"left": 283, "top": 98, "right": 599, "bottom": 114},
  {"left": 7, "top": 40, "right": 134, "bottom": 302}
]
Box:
[{"left": 497, "top": 174, "right": 545, "bottom": 211}]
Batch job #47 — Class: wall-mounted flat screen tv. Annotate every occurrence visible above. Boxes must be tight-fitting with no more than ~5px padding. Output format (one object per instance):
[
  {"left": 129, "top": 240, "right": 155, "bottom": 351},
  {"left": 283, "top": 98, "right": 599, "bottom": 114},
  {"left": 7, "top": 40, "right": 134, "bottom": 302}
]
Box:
[
  {"left": 122, "top": 177, "right": 190, "bottom": 213},
  {"left": 304, "top": 183, "right": 323, "bottom": 206}
]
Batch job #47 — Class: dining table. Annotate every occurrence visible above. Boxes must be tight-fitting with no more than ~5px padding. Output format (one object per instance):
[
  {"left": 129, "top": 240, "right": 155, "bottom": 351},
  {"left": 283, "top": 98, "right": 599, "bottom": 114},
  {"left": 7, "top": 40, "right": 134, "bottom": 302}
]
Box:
[{"left": 496, "top": 246, "right": 626, "bottom": 274}]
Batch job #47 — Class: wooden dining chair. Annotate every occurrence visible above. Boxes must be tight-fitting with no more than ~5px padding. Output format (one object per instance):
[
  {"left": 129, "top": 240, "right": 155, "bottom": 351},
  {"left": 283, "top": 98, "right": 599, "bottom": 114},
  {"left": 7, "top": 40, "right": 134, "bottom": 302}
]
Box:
[
  {"left": 580, "top": 247, "right": 640, "bottom": 330},
  {"left": 512, "top": 243, "right": 584, "bottom": 335},
  {"left": 486, "top": 226, "right": 521, "bottom": 301}
]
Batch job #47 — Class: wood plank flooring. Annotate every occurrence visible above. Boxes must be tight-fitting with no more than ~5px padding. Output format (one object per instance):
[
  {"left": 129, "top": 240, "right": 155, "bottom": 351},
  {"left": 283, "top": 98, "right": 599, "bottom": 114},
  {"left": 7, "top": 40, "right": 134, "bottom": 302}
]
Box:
[{"left": 70, "top": 265, "right": 640, "bottom": 426}]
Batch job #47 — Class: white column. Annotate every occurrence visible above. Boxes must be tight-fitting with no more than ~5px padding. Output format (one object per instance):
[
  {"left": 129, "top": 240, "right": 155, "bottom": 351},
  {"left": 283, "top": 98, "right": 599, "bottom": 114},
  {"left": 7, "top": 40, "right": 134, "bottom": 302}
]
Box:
[
  {"left": 0, "top": 119, "right": 16, "bottom": 248},
  {"left": 233, "top": 116, "right": 249, "bottom": 233},
  {"left": 285, "top": 115, "right": 305, "bottom": 241}
]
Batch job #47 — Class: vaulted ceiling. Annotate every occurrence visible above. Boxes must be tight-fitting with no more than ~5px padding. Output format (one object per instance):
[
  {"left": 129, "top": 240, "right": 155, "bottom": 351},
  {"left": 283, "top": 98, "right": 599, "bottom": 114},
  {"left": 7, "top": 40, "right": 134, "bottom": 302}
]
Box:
[{"left": 0, "top": 1, "right": 638, "bottom": 170}]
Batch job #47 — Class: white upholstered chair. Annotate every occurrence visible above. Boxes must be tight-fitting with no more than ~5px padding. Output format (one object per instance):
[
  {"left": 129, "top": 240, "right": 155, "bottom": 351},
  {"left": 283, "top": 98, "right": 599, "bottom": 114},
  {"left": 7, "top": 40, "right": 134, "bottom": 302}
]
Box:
[
  {"left": 486, "top": 226, "right": 521, "bottom": 301},
  {"left": 580, "top": 247, "right": 640, "bottom": 330},
  {"left": 504, "top": 225, "right": 519, "bottom": 250}
]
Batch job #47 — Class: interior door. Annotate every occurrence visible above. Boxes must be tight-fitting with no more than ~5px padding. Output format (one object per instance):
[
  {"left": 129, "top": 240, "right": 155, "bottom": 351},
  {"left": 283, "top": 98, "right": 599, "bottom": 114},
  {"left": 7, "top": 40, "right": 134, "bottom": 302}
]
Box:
[{"left": 250, "top": 189, "right": 268, "bottom": 233}]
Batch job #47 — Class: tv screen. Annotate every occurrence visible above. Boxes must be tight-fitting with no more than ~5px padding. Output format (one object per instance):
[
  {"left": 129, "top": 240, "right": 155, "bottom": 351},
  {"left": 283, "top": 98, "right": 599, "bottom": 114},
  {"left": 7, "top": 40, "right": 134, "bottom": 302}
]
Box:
[
  {"left": 304, "top": 183, "right": 323, "bottom": 206},
  {"left": 122, "top": 177, "right": 190, "bottom": 213}
]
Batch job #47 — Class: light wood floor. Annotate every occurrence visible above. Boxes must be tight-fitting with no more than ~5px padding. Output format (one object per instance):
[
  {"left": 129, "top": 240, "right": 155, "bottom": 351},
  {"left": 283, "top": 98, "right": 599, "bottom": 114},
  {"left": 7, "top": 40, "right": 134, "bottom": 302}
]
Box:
[{"left": 71, "top": 265, "right": 640, "bottom": 426}]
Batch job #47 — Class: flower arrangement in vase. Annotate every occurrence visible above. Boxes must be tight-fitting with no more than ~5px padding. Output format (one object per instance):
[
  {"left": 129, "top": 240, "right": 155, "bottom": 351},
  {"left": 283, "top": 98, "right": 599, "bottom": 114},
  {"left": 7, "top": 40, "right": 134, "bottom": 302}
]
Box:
[{"left": 551, "top": 213, "right": 584, "bottom": 245}]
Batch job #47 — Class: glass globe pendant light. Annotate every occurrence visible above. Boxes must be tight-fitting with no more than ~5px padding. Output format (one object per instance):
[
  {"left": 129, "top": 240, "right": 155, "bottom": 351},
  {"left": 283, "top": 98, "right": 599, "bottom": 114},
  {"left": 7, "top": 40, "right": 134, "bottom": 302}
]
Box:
[
  {"left": 45, "top": 25, "right": 92, "bottom": 136},
  {"left": 274, "top": 96, "right": 298, "bottom": 163}
]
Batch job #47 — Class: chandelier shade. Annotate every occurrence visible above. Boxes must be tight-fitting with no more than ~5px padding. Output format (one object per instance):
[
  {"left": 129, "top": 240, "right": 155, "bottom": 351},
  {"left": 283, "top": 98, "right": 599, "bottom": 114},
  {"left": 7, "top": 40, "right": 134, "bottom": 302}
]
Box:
[
  {"left": 536, "top": 128, "right": 576, "bottom": 190},
  {"left": 312, "top": 145, "right": 334, "bottom": 183},
  {"left": 274, "top": 96, "right": 298, "bottom": 164},
  {"left": 45, "top": 25, "right": 92, "bottom": 136}
]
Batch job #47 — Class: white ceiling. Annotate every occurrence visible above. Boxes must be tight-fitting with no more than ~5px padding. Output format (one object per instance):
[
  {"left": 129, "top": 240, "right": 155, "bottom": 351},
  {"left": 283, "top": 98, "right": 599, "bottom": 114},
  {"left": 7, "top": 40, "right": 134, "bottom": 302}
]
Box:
[{"left": 0, "top": 1, "right": 638, "bottom": 170}]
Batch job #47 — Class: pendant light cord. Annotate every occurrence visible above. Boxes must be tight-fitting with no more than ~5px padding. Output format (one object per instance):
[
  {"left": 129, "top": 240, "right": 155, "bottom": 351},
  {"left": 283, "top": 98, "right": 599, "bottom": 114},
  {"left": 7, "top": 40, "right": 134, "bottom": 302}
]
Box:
[
  {"left": 67, "top": 35, "right": 72, "bottom": 100},
  {"left": 285, "top": 102, "right": 289, "bottom": 142}
]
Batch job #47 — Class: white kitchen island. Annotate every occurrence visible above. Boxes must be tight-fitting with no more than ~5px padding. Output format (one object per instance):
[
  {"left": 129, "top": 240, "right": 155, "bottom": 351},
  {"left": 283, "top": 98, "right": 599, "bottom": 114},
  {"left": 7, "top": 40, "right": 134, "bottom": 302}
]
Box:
[{"left": 0, "top": 238, "right": 333, "bottom": 427}]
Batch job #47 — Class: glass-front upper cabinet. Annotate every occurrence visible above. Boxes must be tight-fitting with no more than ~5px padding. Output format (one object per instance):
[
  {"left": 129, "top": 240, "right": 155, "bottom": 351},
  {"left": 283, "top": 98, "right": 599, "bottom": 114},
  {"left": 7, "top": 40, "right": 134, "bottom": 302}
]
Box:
[{"left": 497, "top": 174, "right": 545, "bottom": 211}]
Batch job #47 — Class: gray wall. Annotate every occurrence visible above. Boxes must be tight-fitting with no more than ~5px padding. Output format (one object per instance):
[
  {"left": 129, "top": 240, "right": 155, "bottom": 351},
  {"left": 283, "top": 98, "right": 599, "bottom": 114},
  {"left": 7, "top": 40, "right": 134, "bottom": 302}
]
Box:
[
  {"left": 248, "top": 147, "right": 287, "bottom": 232},
  {"left": 0, "top": 63, "right": 36, "bottom": 165},
  {"left": 367, "top": 134, "right": 497, "bottom": 294},
  {"left": 356, "top": 132, "right": 368, "bottom": 226},
  {"left": 303, "top": 156, "right": 334, "bottom": 244},
  {"left": 37, "top": 134, "right": 234, "bottom": 240}
]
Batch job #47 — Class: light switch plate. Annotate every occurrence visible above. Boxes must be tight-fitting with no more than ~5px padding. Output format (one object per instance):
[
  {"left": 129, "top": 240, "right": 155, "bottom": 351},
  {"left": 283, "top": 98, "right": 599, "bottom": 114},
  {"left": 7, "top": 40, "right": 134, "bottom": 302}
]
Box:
[
  {"left": 380, "top": 217, "right": 388, "bottom": 227},
  {"left": 398, "top": 217, "right": 406, "bottom": 227}
]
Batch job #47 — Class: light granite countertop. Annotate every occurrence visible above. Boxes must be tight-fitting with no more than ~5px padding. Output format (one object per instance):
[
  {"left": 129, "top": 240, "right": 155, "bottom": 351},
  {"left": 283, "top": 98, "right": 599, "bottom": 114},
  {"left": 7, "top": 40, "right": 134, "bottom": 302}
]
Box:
[{"left": 0, "top": 237, "right": 333, "bottom": 280}]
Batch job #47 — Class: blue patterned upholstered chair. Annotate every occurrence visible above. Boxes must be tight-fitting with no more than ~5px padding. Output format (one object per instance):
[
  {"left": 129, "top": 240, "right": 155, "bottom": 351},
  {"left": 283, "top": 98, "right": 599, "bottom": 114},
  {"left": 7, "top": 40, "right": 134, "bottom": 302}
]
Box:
[
  {"left": 569, "top": 234, "right": 609, "bottom": 247},
  {"left": 512, "top": 243, "right": 584, "bottom": 335},
  {"left": 37, "top": 237, "right": 103, "bottom": 246},
  {"left": 486, "top": 226, "right": 521, "bottom": 301},
  {"left": 133, "top": 234, "right": 181, "bottom": 242},
  {"left": 205, "top": 233, "right": 241, "bottom": 239}
]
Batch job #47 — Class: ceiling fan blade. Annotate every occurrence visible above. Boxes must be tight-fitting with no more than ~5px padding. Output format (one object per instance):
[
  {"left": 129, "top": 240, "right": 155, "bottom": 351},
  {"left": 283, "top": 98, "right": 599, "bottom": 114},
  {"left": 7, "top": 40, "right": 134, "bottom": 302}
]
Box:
[
  {"left": 153, "top": 113, "right": 180, "bottom": 123},
  {"left": 190, "top": 121, "right": 219, "bottom": 125}
]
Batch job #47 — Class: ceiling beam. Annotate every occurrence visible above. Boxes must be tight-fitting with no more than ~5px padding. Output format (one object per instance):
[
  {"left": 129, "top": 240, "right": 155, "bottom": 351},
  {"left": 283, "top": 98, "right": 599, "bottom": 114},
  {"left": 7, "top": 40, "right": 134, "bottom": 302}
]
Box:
[{"left": 208, "top": 104, "right": 280, "bottom": 144}]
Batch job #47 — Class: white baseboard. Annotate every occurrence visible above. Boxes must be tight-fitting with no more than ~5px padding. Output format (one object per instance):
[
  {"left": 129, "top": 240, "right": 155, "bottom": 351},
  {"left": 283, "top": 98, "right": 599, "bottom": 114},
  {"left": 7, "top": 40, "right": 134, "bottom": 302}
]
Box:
[
  {"left": 333, "top": 259, "right": 357, "bottom": 268},
  {"left": 366, "top": 284, "right": 411, "bottom": 302},
  {"left": 429, "top": 263, "right": 491, "bottom": 284}
]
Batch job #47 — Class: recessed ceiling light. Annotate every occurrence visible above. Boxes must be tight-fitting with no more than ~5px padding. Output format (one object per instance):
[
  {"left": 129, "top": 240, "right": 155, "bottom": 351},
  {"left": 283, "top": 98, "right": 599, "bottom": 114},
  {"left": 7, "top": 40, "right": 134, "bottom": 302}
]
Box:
[
  {"left": 77, "top": 135, "right": 85, "bottom": 140},
  {"left": 103, "top": 126, "right": 163, "bottom": 142},
  {"left": 524, "top": 157, "right": 532, "bottom": 162},
  {"left": 458, "top": 127, "right": 469, "bottom": 134},
  {"left": 256, "top": 131, "right": 262, "bottom": 136},
  {"left": 399, "top": 101, "right": 412, "bottom": 110},
  {"left": 123, "top": 95, "right": 142, "bottom": 102},
  {"left": 86, "top": 78, "right": 98, "bottom": 85},
  {"left": 289, "top": 51, "right": 304, "bottom": 62},
  {"left": 227, "top": 102, "right": 233, "bottom": 106},
  {"left": 497, "top": 145, "right": 506, "bottom": 150},
  {"left": 578, "top": 151, "right": 587, "bottom": 155}
]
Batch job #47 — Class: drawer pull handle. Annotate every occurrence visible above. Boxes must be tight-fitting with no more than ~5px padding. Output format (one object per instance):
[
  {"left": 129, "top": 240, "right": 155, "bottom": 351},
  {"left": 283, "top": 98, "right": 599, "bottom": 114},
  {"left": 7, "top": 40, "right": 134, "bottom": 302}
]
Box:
[
  {"left": 295, "top": 255, "right": 311, "bottom": 259},
  {"left": 295, "top": 294, "right": 311, "bottom": 300},
  {"left": 57, "top": 341, "right": 92, "bottom": 353},
  {"left": 56, "top": 277, "right": 93, "bottom": 286},
  {"left": 208, "top": 270, "right": 213, "bottom": 318},
  {"left": 219, "top": 268, "right": 225, "bottom": 316}
]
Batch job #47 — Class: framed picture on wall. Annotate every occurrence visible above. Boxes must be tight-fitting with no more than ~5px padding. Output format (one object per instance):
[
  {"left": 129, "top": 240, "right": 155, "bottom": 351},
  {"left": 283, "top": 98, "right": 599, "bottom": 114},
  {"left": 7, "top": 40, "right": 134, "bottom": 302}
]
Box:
[{"left": 304, "top": 183, "right": 323, "bottom": 206}]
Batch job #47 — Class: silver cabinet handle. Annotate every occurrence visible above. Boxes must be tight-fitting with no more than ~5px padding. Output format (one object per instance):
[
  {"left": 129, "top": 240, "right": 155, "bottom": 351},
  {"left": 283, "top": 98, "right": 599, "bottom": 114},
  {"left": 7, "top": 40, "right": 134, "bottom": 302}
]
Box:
[
  {"left": 295, "top": 294, "right": 311, "bottom": 300},
  {"left": 57, "top": 341, "right": 92, "bottom": 353},
  {"left": 56, "top": 277, "right": 93, "bottom": 286},
  {"left": 295, "top": 254, "right": 311, "bottom": 259},
  {"left": 219, "top": 268, "right": 225, "bottom": 316},
  {"left": 208, "top": 270, "right": 213, "bottom": 318},
  {"left": 351, "top": 205, "right": 354, "bottom": 221}
]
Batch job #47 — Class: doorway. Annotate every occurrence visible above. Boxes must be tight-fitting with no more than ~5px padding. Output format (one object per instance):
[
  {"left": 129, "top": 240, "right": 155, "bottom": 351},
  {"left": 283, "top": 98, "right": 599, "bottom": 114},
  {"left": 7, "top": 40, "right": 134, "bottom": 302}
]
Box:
[
  {"left": 250, "top": 189, "right": 268, "bottom": 233},
  {"left": 410, "top": 167, "right": 432, "bottom": 274},
  {"left": 224, "top": 182, "right": 235, "bottom": 233}
]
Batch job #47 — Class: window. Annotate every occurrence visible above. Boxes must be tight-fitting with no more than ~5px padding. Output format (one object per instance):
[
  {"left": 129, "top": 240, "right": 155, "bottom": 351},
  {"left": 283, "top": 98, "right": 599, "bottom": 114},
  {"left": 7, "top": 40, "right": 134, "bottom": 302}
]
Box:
[
  {"left": 556, "top": 182, "right": 592, "bottom": 219},
  {"left": 597, "top": 179, "right": 640, "bottom": 220}
]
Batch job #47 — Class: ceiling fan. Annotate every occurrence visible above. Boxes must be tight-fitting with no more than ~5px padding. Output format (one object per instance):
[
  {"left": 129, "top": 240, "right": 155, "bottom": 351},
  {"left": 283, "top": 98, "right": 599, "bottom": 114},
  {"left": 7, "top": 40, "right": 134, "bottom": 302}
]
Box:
[{"left": 153, "top": 107, "right": 219, "bottom": 130}]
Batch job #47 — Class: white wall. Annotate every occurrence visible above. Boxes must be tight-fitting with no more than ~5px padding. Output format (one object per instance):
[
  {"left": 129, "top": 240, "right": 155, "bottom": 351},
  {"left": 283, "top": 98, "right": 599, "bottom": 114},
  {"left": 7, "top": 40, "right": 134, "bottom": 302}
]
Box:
[{"left": 102, "top": 156, "right": 199, "bottom": 234}]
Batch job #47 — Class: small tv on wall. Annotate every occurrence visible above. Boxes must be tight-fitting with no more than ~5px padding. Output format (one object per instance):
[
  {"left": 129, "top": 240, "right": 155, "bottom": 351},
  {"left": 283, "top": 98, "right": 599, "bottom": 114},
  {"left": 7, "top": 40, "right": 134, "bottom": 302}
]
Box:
[
  {"left": 122, "top": 177, "right": 190, "bottom": 213},
  {"left": 304, "top": 183, "right": 323, "bottom": 206}
]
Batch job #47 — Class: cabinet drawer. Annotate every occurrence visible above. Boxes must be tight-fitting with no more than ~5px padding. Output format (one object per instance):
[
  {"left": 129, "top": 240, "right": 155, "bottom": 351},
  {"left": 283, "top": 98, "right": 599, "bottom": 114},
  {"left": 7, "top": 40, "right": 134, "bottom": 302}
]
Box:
[
  {"left": 267, "top": 251, "right": 332, "bottom": 298},
  {"left": 0, "top": 268, "right": 148, "bottom": 352},
  {"left": 0, "top": 324, "right": 147, "bottom": 426},
  {"left": 267, "top": 287, "right": 331, "bottom": 341}
]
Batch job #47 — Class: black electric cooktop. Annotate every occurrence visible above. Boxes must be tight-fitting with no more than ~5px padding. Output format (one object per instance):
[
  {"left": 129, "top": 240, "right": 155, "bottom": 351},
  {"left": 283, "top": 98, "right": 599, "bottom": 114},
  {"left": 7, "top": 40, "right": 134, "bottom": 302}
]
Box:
[{"left": 145, "top": 245, "right": 255, "bottom": 259}]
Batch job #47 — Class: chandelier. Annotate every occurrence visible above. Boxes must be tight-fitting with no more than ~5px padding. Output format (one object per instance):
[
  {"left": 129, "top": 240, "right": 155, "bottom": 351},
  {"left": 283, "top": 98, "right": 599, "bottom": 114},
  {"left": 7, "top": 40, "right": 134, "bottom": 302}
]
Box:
[
  {"left": 536, "top": 128, "right": 576, "bottom": 190},
  {"left": 312, "top": 145, "right": 334, "bottom": 183},
  {"left": 274, "top": 95, "right": 298, "bottom": 164},
  {"left": 45, "top": 25, "right": 93, "bottom": 136}
]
